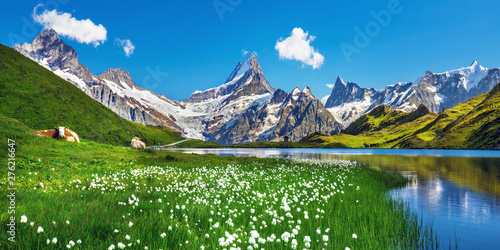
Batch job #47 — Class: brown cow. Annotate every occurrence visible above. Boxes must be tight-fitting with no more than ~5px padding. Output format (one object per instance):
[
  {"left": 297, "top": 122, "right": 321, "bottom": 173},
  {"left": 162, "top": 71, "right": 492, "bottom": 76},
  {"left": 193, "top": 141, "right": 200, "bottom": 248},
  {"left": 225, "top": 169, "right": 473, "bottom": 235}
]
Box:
[{"left": 33, "top": 127, "right": 80, "bottom": 143}]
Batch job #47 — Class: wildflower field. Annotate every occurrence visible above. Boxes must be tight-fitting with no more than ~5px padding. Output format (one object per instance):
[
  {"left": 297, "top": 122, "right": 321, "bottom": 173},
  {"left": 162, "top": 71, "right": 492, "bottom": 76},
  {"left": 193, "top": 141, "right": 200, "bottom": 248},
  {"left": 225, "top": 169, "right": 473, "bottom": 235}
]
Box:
[{"left": 1, "top": 134, "right": 439, "bottom": 249}]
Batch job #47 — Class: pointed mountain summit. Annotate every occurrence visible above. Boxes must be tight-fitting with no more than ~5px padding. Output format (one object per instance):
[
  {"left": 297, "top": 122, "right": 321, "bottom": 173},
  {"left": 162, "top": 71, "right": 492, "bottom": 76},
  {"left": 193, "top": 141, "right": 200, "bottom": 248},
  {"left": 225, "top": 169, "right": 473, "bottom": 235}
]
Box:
[
  {"left": 13, "top": 28, "right": 95, "bottom": 89},
  {"left": 99, "top": 68, "right": 141, "bottom": 90},
  {"left": 325, "top": 76, "right": 367, "bottom": 108},
  {"left": 186, "top": 54, "right": 274, "bottom": 103}
]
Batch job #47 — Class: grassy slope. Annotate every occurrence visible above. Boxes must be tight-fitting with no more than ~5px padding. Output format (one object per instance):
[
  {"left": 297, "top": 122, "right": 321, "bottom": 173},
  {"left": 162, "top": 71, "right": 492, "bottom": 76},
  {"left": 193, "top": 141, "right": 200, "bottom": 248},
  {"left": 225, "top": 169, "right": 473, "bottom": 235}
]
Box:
[
  {"left": 301, "top": 84, "right": 500, "bottom": 149},
  {"left": 0, "top": 44, "right": 182, "bottom": 146}
]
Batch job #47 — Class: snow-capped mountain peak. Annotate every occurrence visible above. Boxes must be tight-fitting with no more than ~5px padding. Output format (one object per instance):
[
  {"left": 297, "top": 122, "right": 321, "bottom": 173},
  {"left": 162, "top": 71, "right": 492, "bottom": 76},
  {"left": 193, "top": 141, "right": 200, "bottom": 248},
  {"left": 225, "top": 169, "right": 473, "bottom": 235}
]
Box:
[
  {"left": 439, "top": 61, "right": 489, "bottom": 92},
  {"left": 335, "top": 75, "right": 346, "bottom": 87},
  {"left": 291, "top": 87, "right": 301, "bottom": 96},
  {"left": 302, "top": 86, "right": 311, "bottom": 94},
  {"left": 185, "top": 54, "right": 273, "bottom": 103},
  {"left": 225, "top": 54, "right": 261, "bottom": 83},
  {"left": 99, "top": 68, "right": 139, "bottom": 90}
]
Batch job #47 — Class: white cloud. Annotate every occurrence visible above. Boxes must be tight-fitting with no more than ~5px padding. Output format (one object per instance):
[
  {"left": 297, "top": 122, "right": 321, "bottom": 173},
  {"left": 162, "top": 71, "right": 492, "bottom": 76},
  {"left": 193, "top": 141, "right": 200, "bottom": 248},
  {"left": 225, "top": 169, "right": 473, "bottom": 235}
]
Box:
[
  {"left": 115, "top": 38, "right": 135, "bottom": 57},
  {"left": 326, "top": 83, "right": 335, "bottom": 89},
  {"left": 275, "top": 27, "right": 324, "bottom": 69},
  {"left": 32, "top": 4, "right": 107, "bottom": 47},
  {"left": 242, "top": 49, "right": 249, "bottom": 55}
]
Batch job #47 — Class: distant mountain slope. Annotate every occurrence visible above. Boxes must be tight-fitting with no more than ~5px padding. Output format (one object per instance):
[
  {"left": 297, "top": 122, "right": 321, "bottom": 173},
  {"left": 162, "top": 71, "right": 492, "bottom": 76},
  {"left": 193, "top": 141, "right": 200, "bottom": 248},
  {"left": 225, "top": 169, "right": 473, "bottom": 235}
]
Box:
[
  {"left": 0, "top": 43, "right": 183, "bottom": 146},
  {"left": 325, "top": 61, "right": 500, "bottom": 127},
  {"left": 303, "top": 82, "right": 500, "bottom": 149}
]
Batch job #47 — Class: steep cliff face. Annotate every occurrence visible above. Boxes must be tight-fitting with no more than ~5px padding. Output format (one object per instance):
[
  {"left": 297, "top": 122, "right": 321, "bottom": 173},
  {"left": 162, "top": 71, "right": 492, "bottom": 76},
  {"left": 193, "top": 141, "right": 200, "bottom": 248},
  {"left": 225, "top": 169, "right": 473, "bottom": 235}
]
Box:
[{"left": 212, "top": 87, "right": 343, "bottom": 145}]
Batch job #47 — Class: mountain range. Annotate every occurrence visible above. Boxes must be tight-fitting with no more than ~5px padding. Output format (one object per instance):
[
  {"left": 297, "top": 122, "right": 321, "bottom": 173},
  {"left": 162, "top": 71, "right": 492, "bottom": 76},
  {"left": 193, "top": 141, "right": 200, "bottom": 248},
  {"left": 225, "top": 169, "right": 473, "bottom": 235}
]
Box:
[
  {"left": 12, "top": 29, "right": 500, "bottom": 145},
  {"left": 324, "top": 62, "right": 500, "bottom": 126},
  {"left": 302, "top": 81, "right": 500, "bottom": 150}
]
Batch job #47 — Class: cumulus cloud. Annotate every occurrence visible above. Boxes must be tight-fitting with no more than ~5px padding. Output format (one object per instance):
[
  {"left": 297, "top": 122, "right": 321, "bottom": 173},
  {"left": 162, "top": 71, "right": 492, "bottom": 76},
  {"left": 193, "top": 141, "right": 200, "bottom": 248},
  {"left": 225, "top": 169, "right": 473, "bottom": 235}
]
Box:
[
  {"left": 242, "top": 49, "right": 249, "bottom": 55},
  {"left": 32, "top": 4, "right": 107, "bottom": 47},
  {"left": 326, "top": 83, "right": 335, "bottom": 89},
  {"left": 115, "top": 38, "right": 135, "bottom": 57},
  {"left": 275, "top": 27, "right": 324, "bottom": 69}
]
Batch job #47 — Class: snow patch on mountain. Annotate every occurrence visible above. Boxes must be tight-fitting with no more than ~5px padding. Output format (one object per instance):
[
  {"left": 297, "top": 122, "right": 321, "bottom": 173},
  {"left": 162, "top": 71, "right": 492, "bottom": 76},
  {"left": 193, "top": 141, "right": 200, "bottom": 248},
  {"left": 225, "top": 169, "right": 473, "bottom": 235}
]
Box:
[
  {"left": 440, "top": 60, "right": 488, "bottom": 91},
  {"left": 327, "top": 94, "right": 376, "bottom": 126},
  {"left": 53, "top": 69, "right": 87, "bottom": 90}
]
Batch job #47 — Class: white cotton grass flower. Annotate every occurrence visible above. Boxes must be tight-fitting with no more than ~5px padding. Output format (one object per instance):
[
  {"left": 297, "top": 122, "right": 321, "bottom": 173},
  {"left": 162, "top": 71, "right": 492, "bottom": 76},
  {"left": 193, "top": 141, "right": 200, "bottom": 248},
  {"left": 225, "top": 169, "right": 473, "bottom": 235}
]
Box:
[
  {"left": 52, "top": 237, "right": 58, "bottom": 244},
  {"left": 20, "top": 215, "right": 27, "bottom": 223},
  {"left": 323, "top": 235, "right": 329, "bottom": 241},
  {"left": 108, "top": 244, "right": 115, "bottom": 250},
  {"left": 69, "top": 240, "right": 75, "bottom": 246},
  {"left": 125, "top": 235, "right": 130, "bottom": 240},
  {"left": 346, "top": 247, "right": 351, "bottom": 250},
  {"left": 291, "top": 238, "right": 298, "bottom": 249},
  {"left": 118, "top": 242, "right": 126, "bottom": 249},
  {"left": 352, "top": 233, "right": 357, "bottom": 239},
  {"left": 46, "top": 239, "right": 50, "bottom": 244},
  {"left": 77, "top": 239, "right": 82, "bottom": 244},
  {"left": 160, "top": 232, "right": 167, "bottom": 238},
  {"left": 30, "top": 222, "right": 34, "bottom": 226},
  {"left": 114, "top": 229, "right": 119, "bottom": 233},
  {"left": 66, "top": 244, "right": 71, "bottom": 249},
  {"left": 37, "top": 226, "right": 44, "bottom": 233},
  {"left": 128, "top": 221, "right": 133, "bottom": 227}
]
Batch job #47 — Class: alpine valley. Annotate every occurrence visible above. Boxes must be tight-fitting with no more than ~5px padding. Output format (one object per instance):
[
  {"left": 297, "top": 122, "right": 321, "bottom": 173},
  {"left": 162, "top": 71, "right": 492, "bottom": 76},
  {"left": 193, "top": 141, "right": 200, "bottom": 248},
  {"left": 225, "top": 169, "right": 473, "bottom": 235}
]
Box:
[{"left": 12, "top": 29, "right": 500, "bottom": 145}]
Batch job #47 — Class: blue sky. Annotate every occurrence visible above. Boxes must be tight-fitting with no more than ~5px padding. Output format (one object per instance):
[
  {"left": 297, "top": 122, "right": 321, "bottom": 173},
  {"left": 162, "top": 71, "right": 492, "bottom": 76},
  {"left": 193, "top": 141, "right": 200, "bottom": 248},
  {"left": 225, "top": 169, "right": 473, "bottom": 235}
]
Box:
[{"left": 2, "top": 0, "right": 500, "bottom": 101}]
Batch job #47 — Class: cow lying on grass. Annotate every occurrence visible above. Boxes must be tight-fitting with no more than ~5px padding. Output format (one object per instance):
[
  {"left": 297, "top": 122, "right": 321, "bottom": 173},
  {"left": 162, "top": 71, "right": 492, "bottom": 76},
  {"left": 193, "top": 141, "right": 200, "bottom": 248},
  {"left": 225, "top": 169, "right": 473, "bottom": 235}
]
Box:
[
  {"left": 33, "top": 126, "right": 80, "bottom": 143},
  {"left": 131, "top": 137, "right": 146, "bottom": 149}
]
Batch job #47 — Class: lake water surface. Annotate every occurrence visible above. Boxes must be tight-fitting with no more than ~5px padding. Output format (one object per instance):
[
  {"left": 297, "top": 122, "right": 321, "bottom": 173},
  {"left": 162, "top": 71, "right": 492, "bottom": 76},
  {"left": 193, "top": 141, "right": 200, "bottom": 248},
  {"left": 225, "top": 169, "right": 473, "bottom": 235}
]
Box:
[{"left": 170, "top": 148, "right": 500, "bottom": 249}]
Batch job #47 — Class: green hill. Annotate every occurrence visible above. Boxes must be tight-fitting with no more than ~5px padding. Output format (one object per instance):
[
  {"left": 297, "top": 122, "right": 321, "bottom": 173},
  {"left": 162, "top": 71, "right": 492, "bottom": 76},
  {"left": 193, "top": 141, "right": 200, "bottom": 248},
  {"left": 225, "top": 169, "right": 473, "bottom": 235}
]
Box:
[
  {"left": 302, "top": 83, "right": 500, "bottom": 149},
  {"left": 0, "top": 43, "right": 183, "bottom": 146}
]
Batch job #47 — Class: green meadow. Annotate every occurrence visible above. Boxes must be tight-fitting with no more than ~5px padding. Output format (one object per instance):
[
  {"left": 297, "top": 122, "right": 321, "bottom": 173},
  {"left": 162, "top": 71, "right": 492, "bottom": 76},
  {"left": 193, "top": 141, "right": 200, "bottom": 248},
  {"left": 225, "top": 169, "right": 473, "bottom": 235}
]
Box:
[{"left": 0, "top": 116, "right": 445, "bottom": 249}]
